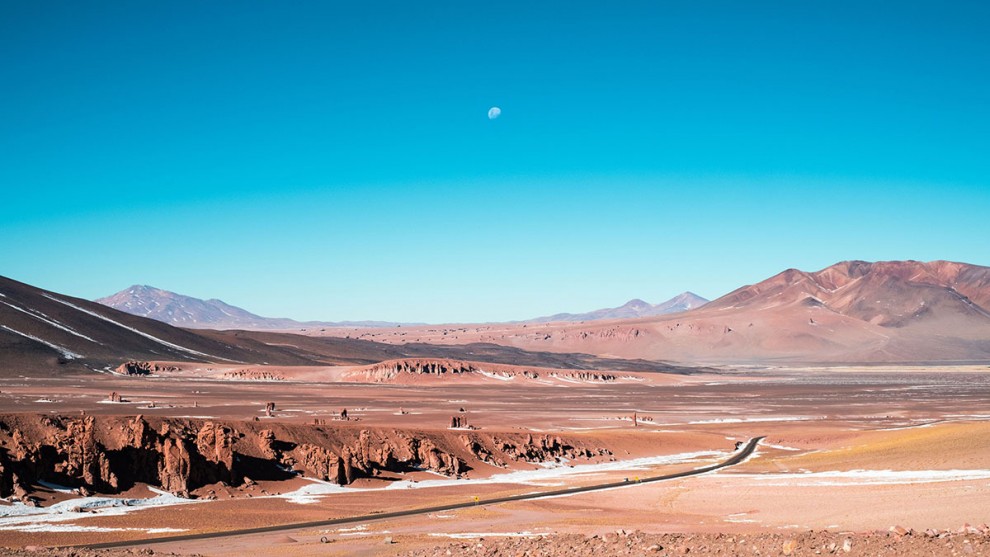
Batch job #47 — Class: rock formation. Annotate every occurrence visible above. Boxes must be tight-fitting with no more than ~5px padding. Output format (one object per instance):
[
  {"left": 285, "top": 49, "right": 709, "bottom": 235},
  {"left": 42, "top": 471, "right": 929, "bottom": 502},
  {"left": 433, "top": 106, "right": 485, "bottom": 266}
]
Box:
[
  {"left": 0, "top": 414, "right": 616, "bottom": 499},
  {"left": 115, "top": 361, "right": 180, "bottom": 375},
  {"left": 358, "top": 358, "right": 620, "bottom": 383},
  {"left": 0, "top": 414, "right": 241, "bottom": 498},
  {"left": 363, "top": 359, "right": 479, "bottom": 381},
  {"left": 222, "top": 370, "right": 286, "bottom": 381}
]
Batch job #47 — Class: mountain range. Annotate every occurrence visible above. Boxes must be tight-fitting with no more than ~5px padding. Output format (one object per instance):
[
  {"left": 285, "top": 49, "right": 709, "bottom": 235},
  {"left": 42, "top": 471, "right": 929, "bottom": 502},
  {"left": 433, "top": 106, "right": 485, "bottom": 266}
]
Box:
[
  {"left": 2, "top": 259, "right": 989, "bottom": 374},
  {"left": 523, "top": 292, "right": 708, "bottom": 323},
  {"left": 96, "top": 286, "right": 709, "bottom": 330}
]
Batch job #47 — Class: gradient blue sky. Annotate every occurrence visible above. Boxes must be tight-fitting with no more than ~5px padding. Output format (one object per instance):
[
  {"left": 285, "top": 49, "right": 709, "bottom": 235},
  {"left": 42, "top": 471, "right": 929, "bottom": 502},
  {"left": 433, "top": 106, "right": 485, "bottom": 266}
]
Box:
[{"left": 2, "top": 1, "right": 989, "bottom": 323}]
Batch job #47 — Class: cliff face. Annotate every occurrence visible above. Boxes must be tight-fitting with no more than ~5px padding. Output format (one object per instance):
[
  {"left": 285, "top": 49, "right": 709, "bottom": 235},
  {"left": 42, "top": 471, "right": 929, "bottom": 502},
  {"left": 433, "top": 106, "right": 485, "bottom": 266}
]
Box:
[
  {"left": 0, "top": 415, "right": 239, "bottom": 498},
  {"left": 0, "top": 414, "right": 613, "bottom": 501}
]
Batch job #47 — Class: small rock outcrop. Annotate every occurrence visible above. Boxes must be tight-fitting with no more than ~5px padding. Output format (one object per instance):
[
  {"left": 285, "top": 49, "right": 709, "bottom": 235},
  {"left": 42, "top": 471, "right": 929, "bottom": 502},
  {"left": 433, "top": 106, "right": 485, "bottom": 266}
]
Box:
[
  {"left": 222, "top": 370, "right": 285, "bottom": 381},
  {"left": 115, "top": 361, "right": 180, "bottom": 375},
  {"left": 486, "top": 433, "right": 608, "bottom": 464},
  {"left": 364, "top": 359, "right": 479, "bottom": 381}
]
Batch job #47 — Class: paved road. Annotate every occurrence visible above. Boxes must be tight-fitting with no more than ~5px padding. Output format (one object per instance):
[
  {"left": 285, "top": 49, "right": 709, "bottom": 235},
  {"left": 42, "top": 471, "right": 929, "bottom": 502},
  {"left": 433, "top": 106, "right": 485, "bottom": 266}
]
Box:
[{"left": 83, "top": 436, "right": 764, "bottom": 549}]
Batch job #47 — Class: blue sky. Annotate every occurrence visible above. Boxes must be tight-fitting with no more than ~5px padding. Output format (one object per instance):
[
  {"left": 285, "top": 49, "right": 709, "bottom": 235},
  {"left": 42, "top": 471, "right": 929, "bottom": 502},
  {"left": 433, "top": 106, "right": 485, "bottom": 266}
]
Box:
[{"left": 2, "top": 1, "right": 988, "bottom": 323}]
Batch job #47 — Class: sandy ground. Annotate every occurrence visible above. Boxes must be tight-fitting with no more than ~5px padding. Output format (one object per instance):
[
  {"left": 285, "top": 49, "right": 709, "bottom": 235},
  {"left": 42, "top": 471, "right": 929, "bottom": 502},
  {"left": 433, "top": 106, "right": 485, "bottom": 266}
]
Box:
[{"left": 1, "top": 367, "right": 988, "bottom": 554}]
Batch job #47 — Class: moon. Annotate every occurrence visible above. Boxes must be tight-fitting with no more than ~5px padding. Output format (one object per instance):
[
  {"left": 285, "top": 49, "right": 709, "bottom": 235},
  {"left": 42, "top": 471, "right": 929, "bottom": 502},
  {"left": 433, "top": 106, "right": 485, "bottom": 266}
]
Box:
[{"left": 487, "top": 106, "right": 501, "bottom": 120}]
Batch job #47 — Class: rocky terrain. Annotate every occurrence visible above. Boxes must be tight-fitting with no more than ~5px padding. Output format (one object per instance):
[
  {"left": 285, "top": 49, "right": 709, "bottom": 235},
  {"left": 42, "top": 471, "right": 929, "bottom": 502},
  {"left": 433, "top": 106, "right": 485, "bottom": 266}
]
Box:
[
  {"left": 0, "top": 414, "right": 614, "bottom": 501},
  {"left": 399, "top": 528, "right": 990, "bottom": 556}
]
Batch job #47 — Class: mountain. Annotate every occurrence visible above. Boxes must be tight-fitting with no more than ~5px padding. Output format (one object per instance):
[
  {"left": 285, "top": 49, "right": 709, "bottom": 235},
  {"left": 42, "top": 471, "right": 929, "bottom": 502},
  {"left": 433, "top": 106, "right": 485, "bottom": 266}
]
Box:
[
  {"left": 706, "top": 260, "right": 990, "bottom": 324},
  {"left": 525, "top": 292, "right": 708, "bottom": 323},
  {"left": 96, "top": 285, "right": 409, "bottom": 330},
  {"left": 96, "top": 285, "right": 289, "bottom": 329}
]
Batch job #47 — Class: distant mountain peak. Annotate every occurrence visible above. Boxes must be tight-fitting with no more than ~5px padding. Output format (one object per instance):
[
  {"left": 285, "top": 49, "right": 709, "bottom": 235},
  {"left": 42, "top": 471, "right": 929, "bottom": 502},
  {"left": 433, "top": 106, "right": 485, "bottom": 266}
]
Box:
[
  {"left": 96, "top": 287, "right": 409, "bottom": 330},
  {"left": 524, "top": 291, "right": 709, "bottom": 323}
]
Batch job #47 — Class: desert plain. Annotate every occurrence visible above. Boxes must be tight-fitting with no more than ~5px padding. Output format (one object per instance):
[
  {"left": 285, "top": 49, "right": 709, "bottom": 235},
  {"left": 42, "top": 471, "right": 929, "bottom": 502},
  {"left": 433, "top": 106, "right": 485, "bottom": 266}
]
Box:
[{"left": 2, "top": 363, "right": 989, "bottom": 555}]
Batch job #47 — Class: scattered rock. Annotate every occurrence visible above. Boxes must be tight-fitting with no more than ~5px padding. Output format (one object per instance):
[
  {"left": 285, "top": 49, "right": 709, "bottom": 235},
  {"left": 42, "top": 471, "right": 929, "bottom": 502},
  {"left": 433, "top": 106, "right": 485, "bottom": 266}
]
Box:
[{"left": 892, "top": 525, "right": 911, "bottom": 537}]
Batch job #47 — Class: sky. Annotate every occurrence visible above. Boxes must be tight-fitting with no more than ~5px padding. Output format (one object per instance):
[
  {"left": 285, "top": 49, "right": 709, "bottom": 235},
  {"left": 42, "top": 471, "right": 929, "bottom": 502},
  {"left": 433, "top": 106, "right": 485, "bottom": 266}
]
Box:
[{"left": 2, "top": 1, "right": 989, "bottom": 323}]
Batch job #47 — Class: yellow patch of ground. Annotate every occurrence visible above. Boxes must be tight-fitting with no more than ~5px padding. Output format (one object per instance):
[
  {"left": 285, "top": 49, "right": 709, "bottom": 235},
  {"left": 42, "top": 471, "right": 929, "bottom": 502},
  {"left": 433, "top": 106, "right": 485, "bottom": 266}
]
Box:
[{"left": 769, "top": 421, "right": 990, "bottom": 471}]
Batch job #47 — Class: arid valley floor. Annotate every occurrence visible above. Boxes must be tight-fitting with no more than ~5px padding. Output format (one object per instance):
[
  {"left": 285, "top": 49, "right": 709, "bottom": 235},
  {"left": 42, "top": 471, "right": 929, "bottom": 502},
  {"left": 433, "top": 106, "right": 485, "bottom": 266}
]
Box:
[{"left": 2, "top": 365, "right": 989, "bottom": 555}]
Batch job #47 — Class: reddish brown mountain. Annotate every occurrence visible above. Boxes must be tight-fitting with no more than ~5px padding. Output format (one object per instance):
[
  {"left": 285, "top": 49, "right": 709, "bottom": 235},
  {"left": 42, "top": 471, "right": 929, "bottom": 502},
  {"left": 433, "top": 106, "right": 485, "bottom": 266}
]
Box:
[{"left": 708, "top": 260, "right": 990, "bottom": 326}]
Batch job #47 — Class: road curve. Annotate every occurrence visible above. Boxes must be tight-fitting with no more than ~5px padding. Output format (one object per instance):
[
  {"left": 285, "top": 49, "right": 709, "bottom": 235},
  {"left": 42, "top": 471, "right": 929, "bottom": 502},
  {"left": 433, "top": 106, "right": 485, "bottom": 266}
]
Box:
[{"left": 82, "top": 436, "right": 765, "bottom": 549}]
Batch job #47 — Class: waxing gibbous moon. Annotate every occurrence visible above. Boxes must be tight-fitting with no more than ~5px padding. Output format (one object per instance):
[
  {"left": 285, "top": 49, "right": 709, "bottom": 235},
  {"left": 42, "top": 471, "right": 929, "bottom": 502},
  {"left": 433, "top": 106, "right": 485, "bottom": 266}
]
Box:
[{"left": 487, "top": 106, "right": 501, "bottom": 120}]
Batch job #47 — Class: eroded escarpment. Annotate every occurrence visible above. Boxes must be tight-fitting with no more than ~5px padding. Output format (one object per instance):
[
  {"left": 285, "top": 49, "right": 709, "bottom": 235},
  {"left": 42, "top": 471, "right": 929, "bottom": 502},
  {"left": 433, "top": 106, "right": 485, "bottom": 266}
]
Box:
[
  {"left": 0, "top": 414, "right": 613, "bottom": 501},
  {"left": 360, "top": 358, "right": 619, "bottom": 383}
]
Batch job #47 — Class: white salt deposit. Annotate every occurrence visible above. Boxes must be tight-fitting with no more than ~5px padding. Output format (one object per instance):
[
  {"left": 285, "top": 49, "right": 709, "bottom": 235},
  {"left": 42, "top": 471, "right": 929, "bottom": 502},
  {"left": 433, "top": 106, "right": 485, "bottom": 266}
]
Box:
[
  {"left": 0, "top": 487, "right": 201, "bottom": 533},
  {"left": 734, "top": 469, "right": 990, "bottom": 486},
  {"left": 430, "top": 531, "right": 549, "bottom": 538},
  {"left": 477, "top": 370, "right": 514, "bottom": 381}
]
